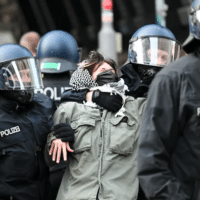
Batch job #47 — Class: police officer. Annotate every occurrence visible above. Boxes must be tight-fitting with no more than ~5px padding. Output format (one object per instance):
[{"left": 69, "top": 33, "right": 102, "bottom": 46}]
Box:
[
  {"left": 90, "top": 24, "right": 181, "bottom": 115},
  {"left": 114, "top": 24, "right": 181, "bottom": 200},
  {"left": 36, "top": 30, "right": 80, "bottom": 106},
  {"left": 0, "top": 43, "right": 56, "bottom": 200},
  {"left": 120, "top": 24, "right": 181, "bottom": 98},
  {"left": 36, "top": 30, "right": 80, "bottom": 200},
  {"left": 138, "top": 1, "right": 200, "bottom": 200}
]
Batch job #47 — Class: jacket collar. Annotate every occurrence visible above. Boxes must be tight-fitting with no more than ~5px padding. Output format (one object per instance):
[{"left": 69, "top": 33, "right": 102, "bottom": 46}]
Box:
[
  {"left": 0, "top": 94, "right": 19, "bottom": 113},
  {"left": 120, "top": 63, "right": 154, "bottom": 98}
]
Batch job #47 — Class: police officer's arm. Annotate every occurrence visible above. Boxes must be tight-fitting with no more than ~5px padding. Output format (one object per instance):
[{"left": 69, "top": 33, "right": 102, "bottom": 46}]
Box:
[
  {"left": 138, "top": 74, "right": 188, "bottom": 200},
  {"left": 44, "top": 104, "right": 74, "bottom": 166}
]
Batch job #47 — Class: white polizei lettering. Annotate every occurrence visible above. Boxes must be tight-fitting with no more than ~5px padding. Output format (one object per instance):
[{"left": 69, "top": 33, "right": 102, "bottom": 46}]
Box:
[
  {"left": 15, "top": 126, "right": 20, "bottom": 132},
  {"left": 0, "top": 131, "right": 4, "bottom": 137},
  {"left": 11, "top": 127, "right": 16, "bottom": 134},
  {"left": 54, "top": 87, "right": 61, "bottom": 101},
  {"left": 35, "top": 87, "right": 69, "bottom": 101},
  {"left": 4, "top": 129, "right": 10, "bottom": 136},
  {"left": 197, "top": 108, "right": 200, "bottom": 116},
  {"left": 0, "top": 126, "right": 21, "bottom": 137},
  {"left": 61, "top": 87, "right": 64, "bottom": 94},
  {"left": 61, "top": 87, "right": 70, "bottom": 93},
  {"left": 44, "top": 87, "right": 54, "bottom": 99}
]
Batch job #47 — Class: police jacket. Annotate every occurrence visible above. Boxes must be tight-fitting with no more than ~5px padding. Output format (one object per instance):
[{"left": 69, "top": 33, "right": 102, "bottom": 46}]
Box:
[
  {"left": 0, "top": 93, "right": 56, "bottom": 200},
  {"left": 60, "top": 88, "right": 87, "bottom": 104},
  {"left": 121, "top": 63, "right": 153, "bottom": 98},
  {"left": 138, "top": 51, "right": 200, "bottom": 200},
  {"left": 50, "top": 97, "right": 146, "bottom": 200}
]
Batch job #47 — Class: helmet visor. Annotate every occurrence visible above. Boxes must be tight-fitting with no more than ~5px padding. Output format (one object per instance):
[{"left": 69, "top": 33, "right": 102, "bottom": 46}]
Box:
[
  {"left": 128, "top": 37, "right": 181, "bottom": 67},
  {"left": 2, "top": 58, "right": 43, "bottom": 90},
  {"left": 195, "top": 10, "right": 200, "bottom": 23}
]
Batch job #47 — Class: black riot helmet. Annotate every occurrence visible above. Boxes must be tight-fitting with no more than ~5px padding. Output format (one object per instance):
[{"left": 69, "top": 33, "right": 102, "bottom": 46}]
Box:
[
  {"left": 36, "top": 30, "right": 79, "bottom": 106},
  {"left": 0, "top": 43, "right": 43, "bottom": 105}
]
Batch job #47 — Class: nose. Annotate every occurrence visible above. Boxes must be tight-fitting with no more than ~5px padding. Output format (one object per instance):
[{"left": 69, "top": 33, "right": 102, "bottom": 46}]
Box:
[
  {"left": 157, "top": 55, "right": 167, "bottom": 66},
  {"left": 157, "top": 56, "right": 163, "bottom": 66}
]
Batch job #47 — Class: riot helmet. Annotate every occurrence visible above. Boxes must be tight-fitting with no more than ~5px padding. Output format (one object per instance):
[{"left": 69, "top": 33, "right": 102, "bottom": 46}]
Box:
[
  {"left": 182, "top": 0, "right": 200, "bottom": 53},
  {"left": 37, "top": 30, "right": 80, "bottom": 63},
  {"left": 36, "top": 30, "right": 79, "bottom": 106},
  {"left": 128, "top": 24, "right": 181, "bottom": 68},
  {"left": 0, "top": 44, "right": 43, "bottom": 105}
]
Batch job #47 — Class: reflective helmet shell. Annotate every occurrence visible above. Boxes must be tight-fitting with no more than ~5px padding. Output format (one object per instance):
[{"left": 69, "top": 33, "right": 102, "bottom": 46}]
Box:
[
  {"left": 0, "top": 43, "right": 34, "bottom": 90},
  {"left": 0, "top": 44, "right": 40, "bottom": 90},
  {"left": 0, "top": 44, "right": 37, "bottom": 104},
  {"left": 128, "top": 24, "right": 180, "bottom": 67},
  {"left": 37, "top": 30, "right": 80, "bottom": 63},
  {"left": 131, "top": 24, "right": 176, "bottom": 40},
  {"left": 0, "top": 43, "right": 33, "bottom": 63}
]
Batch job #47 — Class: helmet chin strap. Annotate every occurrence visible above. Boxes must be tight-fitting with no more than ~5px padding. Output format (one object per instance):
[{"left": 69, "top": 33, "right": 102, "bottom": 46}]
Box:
[
  {"left": 1, "top": 90, "right": 34, "bottom": 107},
  {"left": 137, "top": 65, "right": 161, "bottom": 79}
]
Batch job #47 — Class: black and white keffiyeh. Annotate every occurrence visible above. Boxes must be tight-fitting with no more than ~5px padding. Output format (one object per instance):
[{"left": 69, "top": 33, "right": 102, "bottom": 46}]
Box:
[
  {"left": 70, "top": 66, "right": 129, "bottom": 117},
  {"left": 88, "top": 78, "right": 129, "bottom": 117},
  {"left": 69, "top": 66, "right": 98, "bottom": 90}
]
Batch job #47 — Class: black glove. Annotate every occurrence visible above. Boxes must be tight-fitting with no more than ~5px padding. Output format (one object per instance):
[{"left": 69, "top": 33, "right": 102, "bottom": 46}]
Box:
[
  {"left": 92, "top": 90, "right": 123, "bottom": 112},
  {"left": 51, "top": 123, "right": 75, "bottom": 143}
]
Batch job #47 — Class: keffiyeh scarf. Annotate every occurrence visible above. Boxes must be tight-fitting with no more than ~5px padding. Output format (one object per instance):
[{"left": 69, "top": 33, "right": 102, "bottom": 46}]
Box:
[{"left": 69, "top": 66, "right": 98, "bottom": 90}]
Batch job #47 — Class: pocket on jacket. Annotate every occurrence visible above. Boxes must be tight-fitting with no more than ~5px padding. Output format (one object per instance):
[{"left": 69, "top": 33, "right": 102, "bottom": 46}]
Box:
[
  {"left": 0, "top": 130, "right": 27, "bottom": 151},
  {"left": 109, "top": 116, "right": 136, "bottom": 155},
  {"left": 0, "top": 131, "right": 35, "bottom": 178},
  {"left": 71, "top": 117, "right": 95, "bottom": 153}
]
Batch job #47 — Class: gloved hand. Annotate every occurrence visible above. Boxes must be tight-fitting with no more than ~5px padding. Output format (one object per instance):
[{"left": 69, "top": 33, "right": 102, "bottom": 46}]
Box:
[
  {"left": 51, "top": 123, "right": 75, "bottom": 143},
  {"left": 92, "top": 90, "right": 123, "bottom": 112}
]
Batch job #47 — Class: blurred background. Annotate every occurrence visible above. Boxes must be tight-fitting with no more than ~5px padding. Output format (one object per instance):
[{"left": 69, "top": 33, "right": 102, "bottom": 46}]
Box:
[{"left": 0, "top": 0, "right": 192, "bottom": 66}]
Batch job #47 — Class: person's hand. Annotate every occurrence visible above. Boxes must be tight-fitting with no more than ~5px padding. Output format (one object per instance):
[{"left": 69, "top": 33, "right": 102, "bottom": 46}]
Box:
[
  {"left": 49, "top": 139, "right": 74, "bottom": 163},
  {"left": 86, "top": 91, "right": 93, "bottom": 102},
  {"left": 51, "top": 123, "right": 75, "bottom": 143},
  {"left": 92, "top": 90, "right": 123, "bottom": 112}
]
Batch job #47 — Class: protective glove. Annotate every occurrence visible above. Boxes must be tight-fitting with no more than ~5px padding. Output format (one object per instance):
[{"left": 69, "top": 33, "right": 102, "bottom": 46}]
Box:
[
  {"left": 92, "top": 90, "right": 123, "bottom": 112},
  {"left": 51, "top": 123, "right": 75, "bottom": 143}
]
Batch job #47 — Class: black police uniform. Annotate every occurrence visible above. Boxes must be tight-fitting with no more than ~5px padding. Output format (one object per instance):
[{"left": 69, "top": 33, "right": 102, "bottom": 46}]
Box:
[
  {"left": 38, "top": 57, "right": 77, "bottom": 106},
  {"left": 0, "top": 93, "right": 56, "bottom": 200},
  {"left": 121, "top": 62, "right": 153, "bottom": 200},
  {"left": 138, "top": 51, "right": 200, "bottom": 200}
]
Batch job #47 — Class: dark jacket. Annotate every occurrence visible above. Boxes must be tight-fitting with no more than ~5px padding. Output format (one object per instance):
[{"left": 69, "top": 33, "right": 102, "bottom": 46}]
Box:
[
  {"left": 121, "top": 63, "right": 154, "bottom": 98},
  {"left": 121, "top": 62, "right": 154, "bottom": 200},
  {"left": 138, "top": 52, "right": 200, "bottom": 200},
  {"left": 0, "top": 93, "right": 56, "bottom": 200},
  {"left": 61, "top": 88, "right": 87, "bottom": 103}
]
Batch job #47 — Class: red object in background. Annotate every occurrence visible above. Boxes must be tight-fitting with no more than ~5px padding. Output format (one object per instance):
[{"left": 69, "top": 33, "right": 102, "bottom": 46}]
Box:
[{"left": 102, "top": 0, "right": 113, "bottom": 10}]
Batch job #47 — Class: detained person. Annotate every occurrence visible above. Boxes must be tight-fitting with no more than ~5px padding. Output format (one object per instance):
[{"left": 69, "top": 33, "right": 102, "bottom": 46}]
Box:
[{"left": 45, "top": 51, "right": 146, "bottom": 200}]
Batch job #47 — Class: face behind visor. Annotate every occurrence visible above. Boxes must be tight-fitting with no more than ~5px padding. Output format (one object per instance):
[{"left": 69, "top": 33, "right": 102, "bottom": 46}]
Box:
[
  {"left": 128, "top": 36, "right": 181, "bottom": 68},
  {"left": 0, "top": 57, "right": 43, "bottom": 104}
]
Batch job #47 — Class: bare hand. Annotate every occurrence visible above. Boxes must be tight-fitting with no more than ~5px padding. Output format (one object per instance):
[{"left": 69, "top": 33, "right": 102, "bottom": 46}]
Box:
[
  {"left": 86, "top": 91, "right": 93, "bottom": 102},
  {"left": 49, "top": 139, "right": 74, "bottom": 163}
]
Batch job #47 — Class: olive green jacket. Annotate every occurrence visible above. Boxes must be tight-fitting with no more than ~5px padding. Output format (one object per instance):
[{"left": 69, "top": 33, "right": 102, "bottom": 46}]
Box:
[{"left": 52, "top": 96, "right": 146, "bottom": 200}]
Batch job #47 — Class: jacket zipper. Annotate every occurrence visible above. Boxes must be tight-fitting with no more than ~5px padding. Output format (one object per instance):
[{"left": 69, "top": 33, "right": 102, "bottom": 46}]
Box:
[
  {"left": 21, "top": 113, "right": 42, "bottom": 199},
  {"left": 98, "top": 108, "right": 105, "bottom": 192}
]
